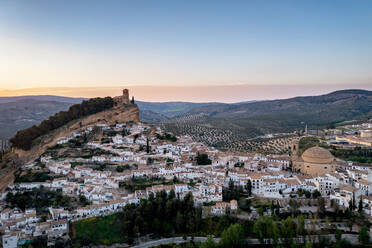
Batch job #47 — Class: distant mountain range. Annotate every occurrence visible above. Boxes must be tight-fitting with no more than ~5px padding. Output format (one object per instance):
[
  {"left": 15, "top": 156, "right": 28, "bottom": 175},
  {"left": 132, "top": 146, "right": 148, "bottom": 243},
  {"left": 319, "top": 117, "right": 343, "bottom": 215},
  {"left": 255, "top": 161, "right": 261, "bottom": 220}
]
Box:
[
  {"left": 0, "top": 95, "right": 85, "bottom": 104},
  {"left": 161, "top": 89, "right": 372, "bottom": 151},
  {"left": 188, "top": 89, "right": 372, "bottom": 125},
  {"left": 0, "top": 89, "right": 371, "bottom": 140},
  {"left": 170, "top": 89, "right": 372, "bottom": 137},
  {"left": 0, "top": 99, "right": 72, "bottom": 139}
]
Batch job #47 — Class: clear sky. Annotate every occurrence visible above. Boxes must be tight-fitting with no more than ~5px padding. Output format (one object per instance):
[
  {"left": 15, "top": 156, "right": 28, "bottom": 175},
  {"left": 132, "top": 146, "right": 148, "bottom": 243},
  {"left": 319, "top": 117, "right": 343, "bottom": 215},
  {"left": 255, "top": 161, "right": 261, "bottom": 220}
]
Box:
[{"left": 1, "top": 0, "right": 372, "bottom": 101}]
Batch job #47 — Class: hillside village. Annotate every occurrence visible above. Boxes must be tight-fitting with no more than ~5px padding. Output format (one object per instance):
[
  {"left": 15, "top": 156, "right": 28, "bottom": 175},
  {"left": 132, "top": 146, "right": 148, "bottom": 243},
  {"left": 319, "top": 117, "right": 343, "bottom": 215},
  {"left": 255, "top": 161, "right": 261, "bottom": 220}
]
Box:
[
  {"left": 0, "top": 91, "right": 371, "bottom": 248},
  {"left": 2, "top": 0, "right": 372, "bottom": 246},
  {"left": 1, "top": 117, "right": 372, "bottom": 247}
]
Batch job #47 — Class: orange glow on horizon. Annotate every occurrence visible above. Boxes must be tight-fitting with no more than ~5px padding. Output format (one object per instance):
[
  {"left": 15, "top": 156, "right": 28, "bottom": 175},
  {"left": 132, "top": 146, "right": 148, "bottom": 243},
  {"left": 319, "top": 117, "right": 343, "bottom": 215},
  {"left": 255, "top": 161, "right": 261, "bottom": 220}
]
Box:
[{"left": 1, "top": 84, "right": 372, "bottom": 103}]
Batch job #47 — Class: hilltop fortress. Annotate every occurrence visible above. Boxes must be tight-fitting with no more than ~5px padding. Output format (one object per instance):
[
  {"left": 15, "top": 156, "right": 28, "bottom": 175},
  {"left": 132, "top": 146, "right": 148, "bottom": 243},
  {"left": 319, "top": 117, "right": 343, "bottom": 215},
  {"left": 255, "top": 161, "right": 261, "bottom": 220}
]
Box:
[
  {"left": 0, "top": 89, "right": 140, "bottom": 192},
  {"left": 114, "top": 89, "right": 131, "bottom": 106},
  {"left": 14, "top": 89, "right": 140, "bottom": 163},
  {"left": 70, "top": 88, "right": 140, "bottom": 128}
]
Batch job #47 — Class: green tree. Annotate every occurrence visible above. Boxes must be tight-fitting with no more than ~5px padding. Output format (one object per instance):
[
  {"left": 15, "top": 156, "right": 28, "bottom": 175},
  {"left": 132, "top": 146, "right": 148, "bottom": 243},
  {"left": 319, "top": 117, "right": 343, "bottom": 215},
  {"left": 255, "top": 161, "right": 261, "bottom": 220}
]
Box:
[
  {"left": 358, "top": 226, "right": 370, "bottom": 245},
  {"left": 317, "top": 197, "right": 325, "bottom": 215},
  {"left": 347, "top": 218, "right": 353, "bottom": 232},
  {"left": 296, "top": 215, "right": 306, "bottom": 236},
  {"left": 220, "top": 223, "right": 245, "bottom": 248},
  {"left": 335, "top": 228, "right": 342, "bottom": 241},
  {"left": 196, "top": 154, "right": 212, "bottom": 165},
  {"left": 332, "top": 239, "right": 352, "bottom": 248},
  {"left": 289, "top": 199, "right": 299, "bottom": 214},
  {"left": 258, "top": 206, "right": 264, "bottom": 216},
  {"left": 246, "top": 180, "right": 252, "bottom": 196},
  {"left": 275, "top": 201, "right": 280, "bottom": 216},
  {"left": 200, "top": 236, "right": 216, "bottom": 248},
  {"left": 146, "top": 138, "right": 150, "bottom": 154},
  {"left": 280, "top": 216, "right": 295, "bottom": 246},
  {"left": 297, "top": 188, "right": 304, "bottom": 197},
  {"left": 312, "top": 189, "right": 321, "bottom": 199},
  {"left": 304, "top": 241, "right": 312, "bottom": 248},
  {"left": 238, "top": 197, "right": 250, "bottom": 212},
  {"left": 318, "top": 235, "right": 331, "bottom": 247},
  {"left": 270, "top": 201, "right": 275, "bottom": 216},
  {"left": 358, "top": 197, "right": 363, "bottom": 213},
  {"left": 254, "top": 216, "right": 279, "bottom": 245}
]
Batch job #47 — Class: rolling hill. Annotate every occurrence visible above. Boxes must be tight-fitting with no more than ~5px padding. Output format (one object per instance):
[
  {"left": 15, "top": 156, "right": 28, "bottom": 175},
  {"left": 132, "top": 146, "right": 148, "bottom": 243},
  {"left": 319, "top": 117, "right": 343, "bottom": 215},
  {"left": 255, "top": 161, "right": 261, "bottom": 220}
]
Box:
[
  {"left": 0, "top": 99, "right": 77, "bottom": 139},
  {"left": 162, "top": 89, "right": 372, "bottom": 151},
  {"left": 1, "top": 90, "right": 371, "bottom": 144},
  {"left": 135, "top": 101, "right": 221, "bottom": 118},
  {"left": 188, "top": 89, "right": 372, "bottom": 120},
  {"left": 184, "top": 89, "right": 372, "bottom": 131}
]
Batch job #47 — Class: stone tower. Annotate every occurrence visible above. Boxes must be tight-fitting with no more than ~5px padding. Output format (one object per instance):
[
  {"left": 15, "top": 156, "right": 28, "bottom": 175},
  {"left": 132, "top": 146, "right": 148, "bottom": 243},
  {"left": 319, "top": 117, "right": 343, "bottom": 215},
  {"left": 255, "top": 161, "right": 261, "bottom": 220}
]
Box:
[
  {"left": 122, "top": 89, "right": 129, "bottom": 105},
  {"left": 291, "top": 143, "right": 299, "bottom": 155}
]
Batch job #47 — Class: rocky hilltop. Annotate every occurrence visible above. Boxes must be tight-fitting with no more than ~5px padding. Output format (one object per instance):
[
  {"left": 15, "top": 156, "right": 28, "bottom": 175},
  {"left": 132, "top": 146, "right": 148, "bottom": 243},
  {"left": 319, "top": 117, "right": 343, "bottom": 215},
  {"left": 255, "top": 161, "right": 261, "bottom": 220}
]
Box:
[
  {"left": 14, "top": 89, "right": 140, "bottom": 163},
  {"left": 0, "top": 90, "right": 139, "bottom": 192}
]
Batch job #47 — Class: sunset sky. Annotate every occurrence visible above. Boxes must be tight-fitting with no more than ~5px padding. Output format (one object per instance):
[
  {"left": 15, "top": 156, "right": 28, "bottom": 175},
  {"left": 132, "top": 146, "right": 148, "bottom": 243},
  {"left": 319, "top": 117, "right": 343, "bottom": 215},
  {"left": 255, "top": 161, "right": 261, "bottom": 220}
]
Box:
[{"left": 1, "top": 0, "right": 372, "bottom": 102}]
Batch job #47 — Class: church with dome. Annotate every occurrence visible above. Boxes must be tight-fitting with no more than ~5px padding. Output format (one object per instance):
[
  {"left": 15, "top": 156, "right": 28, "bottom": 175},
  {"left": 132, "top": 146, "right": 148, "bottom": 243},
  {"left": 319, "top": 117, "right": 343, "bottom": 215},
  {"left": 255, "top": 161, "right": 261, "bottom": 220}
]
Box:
[{"left": 292, "top": 146, "right": 338, "bottom": 176}]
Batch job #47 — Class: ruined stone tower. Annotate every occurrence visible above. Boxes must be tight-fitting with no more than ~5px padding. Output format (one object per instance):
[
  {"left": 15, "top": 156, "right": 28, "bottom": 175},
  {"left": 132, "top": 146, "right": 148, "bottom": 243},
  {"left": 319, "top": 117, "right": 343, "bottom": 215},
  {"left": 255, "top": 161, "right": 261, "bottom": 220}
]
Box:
[
  {"left": 113, "top": 88, "right": 134, "bottom": 107},
  {"left": 122, "top": 89, "right": 129, "bottom": 105}
]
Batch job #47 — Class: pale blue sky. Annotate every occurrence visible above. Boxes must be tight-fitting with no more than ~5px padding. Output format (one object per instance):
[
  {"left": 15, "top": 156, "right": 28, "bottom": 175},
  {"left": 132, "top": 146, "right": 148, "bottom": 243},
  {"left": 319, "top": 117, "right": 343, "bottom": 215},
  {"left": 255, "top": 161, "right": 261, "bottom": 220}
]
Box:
[{"left": 0, "top": 0, "right": 371, "bottom": 96}]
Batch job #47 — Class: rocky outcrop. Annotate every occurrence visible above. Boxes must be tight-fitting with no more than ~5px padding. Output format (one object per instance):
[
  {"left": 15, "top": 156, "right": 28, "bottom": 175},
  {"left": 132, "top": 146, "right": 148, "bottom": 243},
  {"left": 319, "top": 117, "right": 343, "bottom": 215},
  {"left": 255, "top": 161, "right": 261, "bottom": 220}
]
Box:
[
  {"left": 14, "top": 104, "right": 140, "bottom": 164},
  {"left": 0, "top": 153, "right": 21, "bottom": 192}
]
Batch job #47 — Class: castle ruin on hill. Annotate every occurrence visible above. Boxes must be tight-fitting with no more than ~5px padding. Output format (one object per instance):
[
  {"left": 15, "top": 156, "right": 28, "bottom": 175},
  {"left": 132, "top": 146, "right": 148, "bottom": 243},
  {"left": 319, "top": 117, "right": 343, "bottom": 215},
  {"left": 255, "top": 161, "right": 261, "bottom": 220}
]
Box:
[
  {"left": 114, "top": 88, "right": 135, "bottom": 107},
  {"left": 13, "top": 89, "right": 140, "bottom": 164}
]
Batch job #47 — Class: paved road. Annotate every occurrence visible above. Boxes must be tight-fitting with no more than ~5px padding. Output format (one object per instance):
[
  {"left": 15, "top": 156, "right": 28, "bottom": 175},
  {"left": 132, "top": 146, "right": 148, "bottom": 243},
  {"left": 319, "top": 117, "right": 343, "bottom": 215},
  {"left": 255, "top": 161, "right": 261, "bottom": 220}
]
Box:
[
  {"left": 132, "top": 234, "right": 360, "bottom": 248},
  {"left": 133, "top": 237, "right": 220, "bottom": 248}
]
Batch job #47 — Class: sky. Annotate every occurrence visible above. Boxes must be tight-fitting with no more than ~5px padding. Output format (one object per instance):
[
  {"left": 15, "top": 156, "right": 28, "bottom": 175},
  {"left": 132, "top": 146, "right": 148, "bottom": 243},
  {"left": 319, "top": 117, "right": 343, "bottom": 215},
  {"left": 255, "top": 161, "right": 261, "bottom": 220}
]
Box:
[{"left": 1, "top": 0, "right": 372, "bottom": 102}]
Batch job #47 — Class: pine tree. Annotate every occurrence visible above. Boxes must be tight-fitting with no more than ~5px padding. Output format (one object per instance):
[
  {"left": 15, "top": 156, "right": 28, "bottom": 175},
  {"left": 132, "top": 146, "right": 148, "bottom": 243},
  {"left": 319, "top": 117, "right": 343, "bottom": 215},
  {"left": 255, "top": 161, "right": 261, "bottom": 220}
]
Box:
[
  {"left": 358, "top": 197, "right": 363, "bottom": 213},
  {"left": 146, "top": 138, "right": 150, "bottom": 154},
  {"left": 246, "top": 179, "right": 252, "bottom": 196}
]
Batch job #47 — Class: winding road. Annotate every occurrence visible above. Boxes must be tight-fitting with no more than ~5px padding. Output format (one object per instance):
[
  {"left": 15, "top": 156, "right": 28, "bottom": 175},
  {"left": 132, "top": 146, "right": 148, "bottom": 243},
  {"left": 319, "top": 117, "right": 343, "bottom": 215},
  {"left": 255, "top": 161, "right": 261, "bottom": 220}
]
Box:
[{"left": 132, "top": 234, "right": 360, "bottom": 248}]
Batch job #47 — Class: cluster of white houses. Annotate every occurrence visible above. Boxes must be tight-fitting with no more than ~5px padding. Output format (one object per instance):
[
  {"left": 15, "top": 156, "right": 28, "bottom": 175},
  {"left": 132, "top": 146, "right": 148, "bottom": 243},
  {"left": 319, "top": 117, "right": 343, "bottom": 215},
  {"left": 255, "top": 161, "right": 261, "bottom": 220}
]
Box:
[
  {"left": 1, "top": 208, "right": 68, "bottom": 248},
  {"left": 2, "top": 122, "right": 372, "bottom": 247}
]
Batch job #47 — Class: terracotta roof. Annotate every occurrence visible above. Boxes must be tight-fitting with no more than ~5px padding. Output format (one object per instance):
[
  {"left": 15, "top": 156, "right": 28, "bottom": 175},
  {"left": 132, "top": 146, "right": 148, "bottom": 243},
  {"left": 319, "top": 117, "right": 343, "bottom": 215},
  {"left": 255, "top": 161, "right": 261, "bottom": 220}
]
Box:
[
  {"left": 358, "top": 179, "right": 372, "bottom": 185},
  {"left": 339, "top": 184, "right": 358, "bottom": 192}
]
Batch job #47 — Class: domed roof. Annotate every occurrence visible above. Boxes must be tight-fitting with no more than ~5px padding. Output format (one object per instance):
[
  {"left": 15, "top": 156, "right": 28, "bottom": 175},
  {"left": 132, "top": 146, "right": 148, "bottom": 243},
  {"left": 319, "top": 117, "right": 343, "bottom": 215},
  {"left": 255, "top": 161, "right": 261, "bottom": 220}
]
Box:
[{"left": 302, "top": 146, "right": 334, "bottom": 164}]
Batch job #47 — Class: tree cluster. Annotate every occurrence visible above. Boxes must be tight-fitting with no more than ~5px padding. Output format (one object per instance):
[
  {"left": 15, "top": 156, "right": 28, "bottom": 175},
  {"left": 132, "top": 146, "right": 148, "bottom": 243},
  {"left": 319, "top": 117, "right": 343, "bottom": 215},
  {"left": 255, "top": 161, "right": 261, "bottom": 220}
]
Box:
[
  {"left": 14, "top": 171, "right": 52, "bottom": 183},
  {"left": 331, "top": 147, "right": 372, "bottom": 164},
  {"left": 121, "top": 191, "right": 200, "bottom": 241},
  {"left": 10, "top": 97, "right": 114, "bottom": 150},
  {"left": 156, "top": 133, "right": 178, "bottom": 142},
  {"left": 298, "top": 137, "right": 320, "bottom": 154},
  {"left": 116, "top": 164, "right": 131, "bottom": 172},
  {"left": 5, "top": 187, "right": 72, "bottom": 213},
  {"left": 223, "top": 181, "right": 244, "bottom": 202},
  {"left": 254, "top": 215, "right": 306, "bottom": 246},
  {"left": 73, "top": 191, "right": 252, "bottom": 246},
  {"left": 252, "top": 215, "right": 356, "bottom": 248},
  {"left": 196, "top": 154, "right": 212, "bottom": 165}
]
